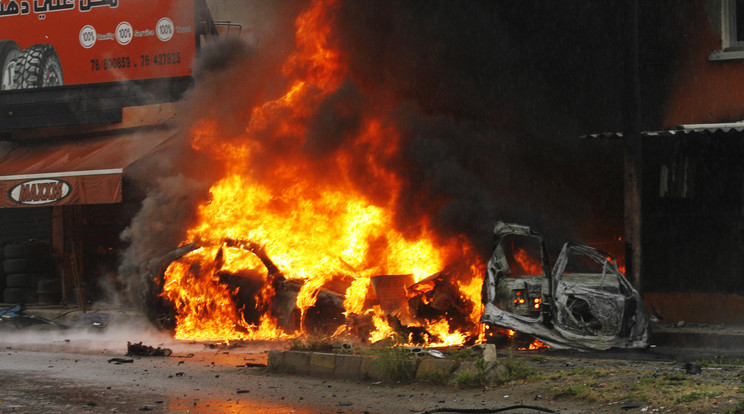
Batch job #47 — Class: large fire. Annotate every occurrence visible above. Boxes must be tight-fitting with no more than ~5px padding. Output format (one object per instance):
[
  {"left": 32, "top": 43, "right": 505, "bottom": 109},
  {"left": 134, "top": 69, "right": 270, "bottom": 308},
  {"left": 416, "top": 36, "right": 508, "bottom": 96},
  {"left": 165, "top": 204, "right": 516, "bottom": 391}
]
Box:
[{"left": 159, "top": 0, "right": 485, "bottom": 346}]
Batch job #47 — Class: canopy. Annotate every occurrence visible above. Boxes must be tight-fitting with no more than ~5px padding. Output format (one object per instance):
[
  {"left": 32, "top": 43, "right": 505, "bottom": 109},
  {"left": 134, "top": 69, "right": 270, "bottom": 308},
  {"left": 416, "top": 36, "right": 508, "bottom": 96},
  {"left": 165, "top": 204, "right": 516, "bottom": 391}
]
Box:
[{"left": 0, "top": 128, "right": 175, "bottom": 207}]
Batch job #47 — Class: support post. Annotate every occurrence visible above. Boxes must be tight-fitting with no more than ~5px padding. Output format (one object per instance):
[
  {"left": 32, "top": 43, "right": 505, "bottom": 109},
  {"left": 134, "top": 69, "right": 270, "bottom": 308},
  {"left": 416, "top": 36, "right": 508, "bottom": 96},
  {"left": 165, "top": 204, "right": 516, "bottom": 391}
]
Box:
[{"left": 624, "top": 0, "right": 643, "bottom": 295}]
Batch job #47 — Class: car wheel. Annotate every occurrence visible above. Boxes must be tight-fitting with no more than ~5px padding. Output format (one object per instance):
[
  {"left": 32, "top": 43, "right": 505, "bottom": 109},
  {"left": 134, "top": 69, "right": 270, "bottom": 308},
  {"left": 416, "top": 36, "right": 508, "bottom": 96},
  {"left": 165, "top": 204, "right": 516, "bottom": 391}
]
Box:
[{"left": 0, "top": 40, "right": 21, "bottom": 90}]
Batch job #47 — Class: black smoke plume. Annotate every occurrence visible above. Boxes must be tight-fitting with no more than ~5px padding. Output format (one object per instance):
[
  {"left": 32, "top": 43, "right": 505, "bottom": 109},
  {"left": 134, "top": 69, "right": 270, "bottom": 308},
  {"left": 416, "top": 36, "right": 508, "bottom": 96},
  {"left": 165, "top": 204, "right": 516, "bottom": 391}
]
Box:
[{"left": 118, "top": 0, "right": 685, "bottom": 307}]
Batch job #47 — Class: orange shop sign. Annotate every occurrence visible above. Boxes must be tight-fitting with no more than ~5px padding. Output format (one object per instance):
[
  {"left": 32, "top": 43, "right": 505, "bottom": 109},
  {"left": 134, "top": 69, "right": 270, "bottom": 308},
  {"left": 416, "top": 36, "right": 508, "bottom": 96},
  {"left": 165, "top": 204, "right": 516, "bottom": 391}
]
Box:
[{"left": 0, "top": 0, "right": 196, "bottom": 87}]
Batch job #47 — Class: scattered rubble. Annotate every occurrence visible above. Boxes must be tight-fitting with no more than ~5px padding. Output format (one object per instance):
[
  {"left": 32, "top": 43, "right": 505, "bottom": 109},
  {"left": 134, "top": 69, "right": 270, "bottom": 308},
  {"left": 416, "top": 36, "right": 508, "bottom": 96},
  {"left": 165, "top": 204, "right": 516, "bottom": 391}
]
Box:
[
  {"left": 108, "top": 358, "right": 134, "bottom": 364},
  {"left": 0, "top": 304, "right": 58, "bottom": 329},
  {"left": 126, "top": 341, "right": 172, "bottom": 357}
]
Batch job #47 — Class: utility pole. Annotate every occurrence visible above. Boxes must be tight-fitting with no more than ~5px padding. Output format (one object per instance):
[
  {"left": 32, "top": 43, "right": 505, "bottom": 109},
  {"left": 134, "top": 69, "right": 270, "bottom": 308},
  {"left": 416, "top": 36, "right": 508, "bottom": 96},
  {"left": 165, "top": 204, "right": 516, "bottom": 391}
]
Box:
[{"left": 623, "top": 0, "right": 643, "bottom": 295}]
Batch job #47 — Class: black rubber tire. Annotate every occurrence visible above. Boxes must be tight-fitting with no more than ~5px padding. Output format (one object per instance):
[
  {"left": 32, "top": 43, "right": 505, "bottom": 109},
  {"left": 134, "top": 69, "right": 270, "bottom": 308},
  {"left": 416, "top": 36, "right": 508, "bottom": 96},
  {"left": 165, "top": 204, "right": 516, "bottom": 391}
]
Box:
[
  {"left": 36, "top": 292, "right": 60, "bottom": 305},
  {"left": 36, "top": 278, "right": 60, "bottom": 293},
  {"left": 36, "top": 278, "right": 61, "bottom": 305},
  {"left": 0, "top": 40, "right": 21, "bottom": 90},
  {"left": 3, "top": 287, "right": 37, "bottom": 304},
  {"left": 11, "top": 44, "right": 63, "bottom": 89},
  {"left": 7, "top": 272, "right": 48, "bottom": 288},
  {"left": 7, "top": 273, "right": 34, "bottom": 288},
  {"left": 3, "top": 258, "right": 50, "bottom": 274},
  {"left": 4, "top": 242, "right": 50, "bottom": 259}
]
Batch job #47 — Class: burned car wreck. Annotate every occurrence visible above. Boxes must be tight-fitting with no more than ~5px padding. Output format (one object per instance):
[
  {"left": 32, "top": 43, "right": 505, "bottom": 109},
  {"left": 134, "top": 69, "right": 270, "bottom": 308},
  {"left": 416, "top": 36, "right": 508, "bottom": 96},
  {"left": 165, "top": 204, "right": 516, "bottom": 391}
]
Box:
[{"left": 481, "top": 222, "right": 650, "bottom": 350}]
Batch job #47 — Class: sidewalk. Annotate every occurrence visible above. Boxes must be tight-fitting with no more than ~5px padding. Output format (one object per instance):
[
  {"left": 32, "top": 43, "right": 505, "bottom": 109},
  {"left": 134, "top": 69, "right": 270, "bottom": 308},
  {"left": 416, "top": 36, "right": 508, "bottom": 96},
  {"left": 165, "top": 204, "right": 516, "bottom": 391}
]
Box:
[
  {"left": 650, "top": 321, "right": 744, "bottom": 355},
  {"left": 0, "top": 302, "right": 143, "bottom": 327},
  {"left": 4, "top": 303, "right": 744, "bottom": 355}
]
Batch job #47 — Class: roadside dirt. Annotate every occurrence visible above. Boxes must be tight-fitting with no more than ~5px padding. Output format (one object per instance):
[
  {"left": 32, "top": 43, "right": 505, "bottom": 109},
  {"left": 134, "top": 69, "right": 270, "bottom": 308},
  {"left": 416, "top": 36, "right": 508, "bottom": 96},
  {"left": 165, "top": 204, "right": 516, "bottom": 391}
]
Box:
[{"left": 0, "top": 324, "right": 742, "bottom": 414}]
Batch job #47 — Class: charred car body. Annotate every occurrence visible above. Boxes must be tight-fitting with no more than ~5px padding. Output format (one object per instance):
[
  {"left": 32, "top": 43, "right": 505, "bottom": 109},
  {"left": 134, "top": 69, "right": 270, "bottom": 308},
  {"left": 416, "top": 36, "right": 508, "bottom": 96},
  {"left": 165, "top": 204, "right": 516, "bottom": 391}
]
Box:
[{"left": 481, "top": 222, "right": 650, "bottom": 350}]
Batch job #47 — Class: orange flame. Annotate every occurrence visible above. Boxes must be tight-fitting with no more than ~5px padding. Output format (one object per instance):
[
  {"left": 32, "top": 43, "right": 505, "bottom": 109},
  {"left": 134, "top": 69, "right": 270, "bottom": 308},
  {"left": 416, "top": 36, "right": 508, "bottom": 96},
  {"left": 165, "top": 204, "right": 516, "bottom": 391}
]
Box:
[
  {"left": 160, "top": 0, "right": 484, "bottom": 345},
  {"left": 513, "top": 247, "right": 542, "bottom": 275},
  {"left": 525, "top": 339, "right": 548, "bottom": 350}
]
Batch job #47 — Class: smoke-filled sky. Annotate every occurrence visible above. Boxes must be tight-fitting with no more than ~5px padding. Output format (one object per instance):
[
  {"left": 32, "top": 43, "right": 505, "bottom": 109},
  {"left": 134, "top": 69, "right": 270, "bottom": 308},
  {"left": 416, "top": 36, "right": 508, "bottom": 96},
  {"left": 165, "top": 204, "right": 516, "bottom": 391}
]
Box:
[{"left": 119, "top": 0, "right": 685, "bottom": 304}]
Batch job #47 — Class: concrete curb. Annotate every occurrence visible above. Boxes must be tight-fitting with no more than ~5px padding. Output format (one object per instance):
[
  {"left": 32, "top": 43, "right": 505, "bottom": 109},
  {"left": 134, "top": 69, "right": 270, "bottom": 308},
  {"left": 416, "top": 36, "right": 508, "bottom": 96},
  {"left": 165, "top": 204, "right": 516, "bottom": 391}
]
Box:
[{"left": 268, "top": 350, "right": 471, "bottom": 383}]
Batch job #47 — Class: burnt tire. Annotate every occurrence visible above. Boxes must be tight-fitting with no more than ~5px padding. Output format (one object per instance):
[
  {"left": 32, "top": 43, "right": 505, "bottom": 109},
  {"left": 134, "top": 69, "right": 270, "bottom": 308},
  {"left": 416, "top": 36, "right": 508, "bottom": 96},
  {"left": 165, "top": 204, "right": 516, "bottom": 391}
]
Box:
[
  {"left": 3, "top": 258, "right": 50, "bottom": 274},
  {"left": 4, "top": 242, "right": 49, "bottom": 259},
  {"left": 3, "top": 287, "right": 37, "bottom": 304},
  {"left": 0, "top": 40, "right": 21, "bottom": 90},
  {"left": 11, "top": 44, "right": 63, "bottom": 89},
  {"left": 36, "top": 278, "right": 61, "bottom": 305}
]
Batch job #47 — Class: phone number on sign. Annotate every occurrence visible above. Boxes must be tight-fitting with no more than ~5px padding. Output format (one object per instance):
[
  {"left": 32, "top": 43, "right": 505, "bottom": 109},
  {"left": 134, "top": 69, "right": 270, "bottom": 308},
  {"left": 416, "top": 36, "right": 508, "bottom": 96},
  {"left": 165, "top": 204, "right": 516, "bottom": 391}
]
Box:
[{"left": 90, "top": 52, "right": 182, "bottom": 71}]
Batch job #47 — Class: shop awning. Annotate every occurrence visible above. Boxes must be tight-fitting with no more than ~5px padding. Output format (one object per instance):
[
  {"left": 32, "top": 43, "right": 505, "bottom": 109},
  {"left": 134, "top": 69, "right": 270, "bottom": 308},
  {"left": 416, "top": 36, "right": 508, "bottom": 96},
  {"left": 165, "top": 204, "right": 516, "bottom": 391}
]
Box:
[{"left": 0, "top": 128, "right": 176, "bottom": 207}]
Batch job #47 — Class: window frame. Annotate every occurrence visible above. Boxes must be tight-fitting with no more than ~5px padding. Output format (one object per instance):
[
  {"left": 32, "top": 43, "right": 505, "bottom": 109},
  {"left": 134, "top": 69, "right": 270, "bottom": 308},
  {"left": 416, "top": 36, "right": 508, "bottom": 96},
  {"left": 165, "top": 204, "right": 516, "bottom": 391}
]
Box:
[{"left": 709, "top": 0, "right": 744, "bottom": 61}]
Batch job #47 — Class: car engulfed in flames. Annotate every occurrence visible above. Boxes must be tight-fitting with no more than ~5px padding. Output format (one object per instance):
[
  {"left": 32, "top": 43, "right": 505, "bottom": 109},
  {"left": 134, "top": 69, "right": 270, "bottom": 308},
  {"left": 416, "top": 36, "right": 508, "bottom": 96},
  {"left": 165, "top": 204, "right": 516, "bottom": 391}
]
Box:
[
  {"left": 148, "top": 237, "right": 484, "bottom": 347},
  {"left": 481, "top": 222, "right": 650, "bottom": 350},
  {"left": 131, "top": 0, "right": 644, "bottom": 351}
]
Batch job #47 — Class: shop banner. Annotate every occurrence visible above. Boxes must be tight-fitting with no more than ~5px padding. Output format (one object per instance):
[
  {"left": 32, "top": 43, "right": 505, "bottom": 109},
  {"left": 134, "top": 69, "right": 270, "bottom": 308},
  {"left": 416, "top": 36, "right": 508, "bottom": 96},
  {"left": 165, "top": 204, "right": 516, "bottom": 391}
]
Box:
[
  {"left": 0, "top": 0, "right": 196, "bottom": 87},
  {"left": 0, "top": 128, "right": 175, "bottom": 207},
  {"left": 0, "top": 173, "right": 122, "bottom": 206}
]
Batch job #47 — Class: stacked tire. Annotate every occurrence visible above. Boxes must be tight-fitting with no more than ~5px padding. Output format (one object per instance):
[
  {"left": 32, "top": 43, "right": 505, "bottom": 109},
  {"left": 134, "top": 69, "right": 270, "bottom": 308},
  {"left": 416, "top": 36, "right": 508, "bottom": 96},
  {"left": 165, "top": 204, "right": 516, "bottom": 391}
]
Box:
[
  {"left": 0, "top": 251, "right": 4, "bottom": 299},
  {"left": 2, "top": 242, "right": 57, "bottom": 304}
]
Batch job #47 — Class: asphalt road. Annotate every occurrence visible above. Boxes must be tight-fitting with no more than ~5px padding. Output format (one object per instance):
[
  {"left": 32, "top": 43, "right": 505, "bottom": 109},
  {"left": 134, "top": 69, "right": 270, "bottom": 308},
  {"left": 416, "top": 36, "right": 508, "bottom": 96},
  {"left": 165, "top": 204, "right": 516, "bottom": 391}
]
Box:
[
  {"left": 1, "top": 319, "right": 741, "bottom": 414},
  {"left": 0, "top": 322, "right": 610, "bottom": 414}
]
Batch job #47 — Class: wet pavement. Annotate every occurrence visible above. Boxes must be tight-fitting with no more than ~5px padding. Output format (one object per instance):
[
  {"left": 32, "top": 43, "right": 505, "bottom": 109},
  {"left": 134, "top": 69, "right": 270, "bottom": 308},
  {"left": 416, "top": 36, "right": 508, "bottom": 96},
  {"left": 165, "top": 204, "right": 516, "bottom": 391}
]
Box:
[
  {"left": 5, "top": 303, "right": 744, "bottom": 358},
  {"left": 3, "top": 303, "right": 744, "bottom": 413}
]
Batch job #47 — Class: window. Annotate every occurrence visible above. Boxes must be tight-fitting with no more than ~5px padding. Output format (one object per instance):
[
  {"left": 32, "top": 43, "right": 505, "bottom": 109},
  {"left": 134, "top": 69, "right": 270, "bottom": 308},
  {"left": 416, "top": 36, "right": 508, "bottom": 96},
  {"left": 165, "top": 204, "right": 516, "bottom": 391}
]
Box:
[
  {"left": 709, "top": 0, "right": 744, "bottom": 60},
  {"left": 659, "top": 143, "right": 695, "bottom": 200}
]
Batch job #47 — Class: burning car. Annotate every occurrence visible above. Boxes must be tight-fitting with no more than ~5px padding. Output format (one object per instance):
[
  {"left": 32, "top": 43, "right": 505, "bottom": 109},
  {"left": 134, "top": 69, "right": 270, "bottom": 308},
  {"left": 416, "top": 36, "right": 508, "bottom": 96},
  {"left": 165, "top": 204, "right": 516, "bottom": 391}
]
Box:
[{"left": 481, "top": 222, "right": 650, "bottom": 350}]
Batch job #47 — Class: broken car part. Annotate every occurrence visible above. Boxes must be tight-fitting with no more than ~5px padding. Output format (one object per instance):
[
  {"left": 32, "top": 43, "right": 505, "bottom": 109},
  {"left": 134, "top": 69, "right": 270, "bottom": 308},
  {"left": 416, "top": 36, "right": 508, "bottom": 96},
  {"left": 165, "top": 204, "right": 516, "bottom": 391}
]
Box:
[{"left": 480, "top": 222, "right": 650, "bottom": 350}]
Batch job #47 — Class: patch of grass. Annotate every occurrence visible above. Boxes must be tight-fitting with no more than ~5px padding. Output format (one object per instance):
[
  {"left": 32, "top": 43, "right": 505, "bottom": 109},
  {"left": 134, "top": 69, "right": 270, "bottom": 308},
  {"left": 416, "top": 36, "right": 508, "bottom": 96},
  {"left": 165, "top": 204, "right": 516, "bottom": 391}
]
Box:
[
  {"left": 289, "top": 336, "right": 334, "bottom": 352},
  {"left": 624, "top": 389, "right": 650, "bottom": 403},
  {"left": 446, "top": 347, "right": 480, "bottom": 360},
  {"left": 496, "top": 349, "right": 534, "bottom": 384},
  {"left": 378, "top": 347, "right": 417, "bottom": 383},
  {"left": 453, "top": 358, "right": 489, "bottom": 388},
  {"left": 553, "top": 384, "right": 597, "bottom": 400},
  {"left": 676, "top": 391, "right": 718, "bottom": 404},
  {"left": 539, "top": 358, "right": 741, "bottom": 412},
  {"left": 726, "top": 399, "right": 744, "bottom": 414},
  {"left": 697, "top": 356, "right": 744, "bottom": 367},
  {"left": 529, "top": 354, "right": 546, "bottom": 363},
  {"left": 565, "top": 367, "right": 600, "bottom": 377},
  {"left": 419, "top": 369, "right": 453, "bottom": 385},
  {"left": 662, "top": 372, "right": 687, "bottom": 383},
  {"left": 454, "top": 369, "right": 488, "bottom": 388}
]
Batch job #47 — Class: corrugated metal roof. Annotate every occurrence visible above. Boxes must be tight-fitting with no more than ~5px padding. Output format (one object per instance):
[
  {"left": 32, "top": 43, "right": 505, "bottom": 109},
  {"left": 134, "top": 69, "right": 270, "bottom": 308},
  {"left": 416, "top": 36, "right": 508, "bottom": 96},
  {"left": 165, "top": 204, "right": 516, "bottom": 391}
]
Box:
[{"left": 583, "top": 122, "right": 744, "bottom": 140}]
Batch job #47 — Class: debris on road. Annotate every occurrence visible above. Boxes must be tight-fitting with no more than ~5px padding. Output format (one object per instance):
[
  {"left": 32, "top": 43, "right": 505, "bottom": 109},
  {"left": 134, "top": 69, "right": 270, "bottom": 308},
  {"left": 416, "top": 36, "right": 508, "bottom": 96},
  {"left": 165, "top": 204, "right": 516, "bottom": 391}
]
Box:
[
  {"left": 243, "top": 362, "right": 267, "bottom": 368},
  {"left": 108, "top": 358, "right": 134, "bottom": 364},
  {"left": 684, "top": 362, "right": 702, "bottom": 375},
  {"left": 0, "top": 304, "right": 58, "bottom": 329},
  {"left": 127, "top": 341, "right": 173, "bottom": 357}
]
